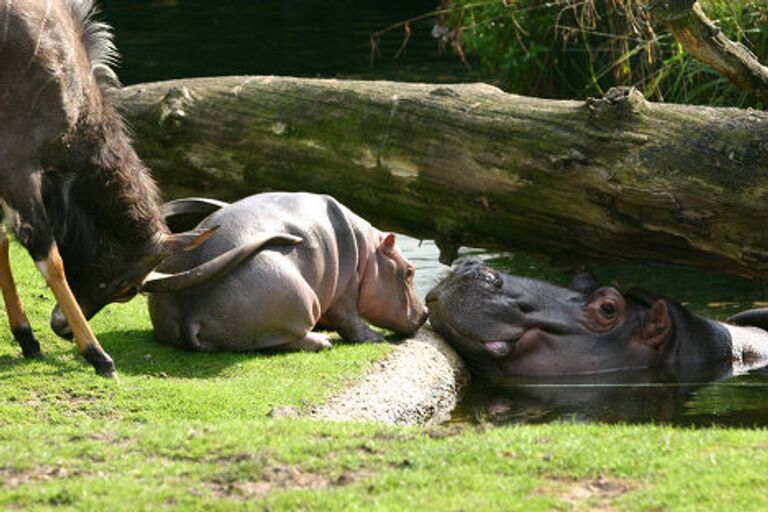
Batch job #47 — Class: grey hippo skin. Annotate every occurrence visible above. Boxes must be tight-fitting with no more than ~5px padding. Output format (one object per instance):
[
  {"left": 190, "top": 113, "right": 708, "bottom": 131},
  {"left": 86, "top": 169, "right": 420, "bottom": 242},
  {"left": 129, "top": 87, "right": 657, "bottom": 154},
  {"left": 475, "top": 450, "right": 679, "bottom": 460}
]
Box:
[
  {"left": 148, "top": 192, "right": 427, "bottom": 352},
  {"left": 427, "top": 258, "right": 768, "bottom": 377}
]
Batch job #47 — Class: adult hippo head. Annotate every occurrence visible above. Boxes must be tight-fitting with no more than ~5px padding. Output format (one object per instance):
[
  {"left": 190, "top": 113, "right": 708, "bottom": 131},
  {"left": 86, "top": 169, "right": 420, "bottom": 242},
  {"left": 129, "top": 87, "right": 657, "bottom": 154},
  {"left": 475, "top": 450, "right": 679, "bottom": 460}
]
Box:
[{"left": 426, "top": 258, "right": 755, "bottom": 377}]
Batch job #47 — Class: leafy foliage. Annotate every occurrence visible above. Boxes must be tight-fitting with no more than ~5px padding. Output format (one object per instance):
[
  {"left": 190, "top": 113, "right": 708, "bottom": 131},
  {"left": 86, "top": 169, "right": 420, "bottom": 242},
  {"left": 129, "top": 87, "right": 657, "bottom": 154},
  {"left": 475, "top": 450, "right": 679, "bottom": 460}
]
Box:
[{"left": 439, "top": 0, "right": 768, "bottom": 107}]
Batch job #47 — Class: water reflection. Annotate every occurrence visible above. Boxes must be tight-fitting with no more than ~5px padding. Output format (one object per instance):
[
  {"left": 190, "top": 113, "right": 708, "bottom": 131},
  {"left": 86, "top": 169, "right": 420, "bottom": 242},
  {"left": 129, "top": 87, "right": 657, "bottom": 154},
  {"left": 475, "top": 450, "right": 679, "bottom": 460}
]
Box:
[{"left": 451, "top": 366, "right": 768, "bottom": 428}]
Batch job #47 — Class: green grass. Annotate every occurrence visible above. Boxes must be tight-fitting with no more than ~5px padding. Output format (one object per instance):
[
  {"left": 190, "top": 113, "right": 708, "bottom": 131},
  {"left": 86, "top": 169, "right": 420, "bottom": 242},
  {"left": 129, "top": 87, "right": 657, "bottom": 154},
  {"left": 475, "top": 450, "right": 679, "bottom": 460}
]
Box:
[{"left": 2, "top": 241, "right": 768, "bottom": 510}]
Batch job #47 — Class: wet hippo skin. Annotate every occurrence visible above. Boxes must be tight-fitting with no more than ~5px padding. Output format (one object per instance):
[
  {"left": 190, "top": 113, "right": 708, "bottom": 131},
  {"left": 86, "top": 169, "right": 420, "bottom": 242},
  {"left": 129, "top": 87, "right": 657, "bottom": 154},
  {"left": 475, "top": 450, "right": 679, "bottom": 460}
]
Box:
[{"left": 427, "top": 258, "right": 768, "bottom": 377}]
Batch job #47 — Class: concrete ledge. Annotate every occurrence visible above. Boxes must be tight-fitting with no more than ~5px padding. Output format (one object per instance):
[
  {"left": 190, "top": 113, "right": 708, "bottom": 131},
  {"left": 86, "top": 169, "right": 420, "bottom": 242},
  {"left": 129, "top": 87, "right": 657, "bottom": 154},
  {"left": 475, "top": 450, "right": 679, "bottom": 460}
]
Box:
[{"left": 308, "top": 325, "right": 469, "bottom": 426}]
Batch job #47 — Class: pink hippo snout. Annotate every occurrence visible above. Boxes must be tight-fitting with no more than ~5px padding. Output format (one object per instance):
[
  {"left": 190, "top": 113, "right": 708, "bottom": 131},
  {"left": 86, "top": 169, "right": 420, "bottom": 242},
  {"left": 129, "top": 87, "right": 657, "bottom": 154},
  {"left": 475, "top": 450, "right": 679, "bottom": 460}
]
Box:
[{"left": 358, "top": 234, "right": 428, "bottom": 335}]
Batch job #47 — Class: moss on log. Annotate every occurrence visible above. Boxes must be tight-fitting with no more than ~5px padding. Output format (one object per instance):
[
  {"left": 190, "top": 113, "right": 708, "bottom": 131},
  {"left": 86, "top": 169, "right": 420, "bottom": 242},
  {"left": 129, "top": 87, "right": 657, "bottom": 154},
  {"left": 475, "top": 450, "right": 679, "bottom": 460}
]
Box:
[{"left": 117, "top": 77, "right": 768, "bottom": 278}]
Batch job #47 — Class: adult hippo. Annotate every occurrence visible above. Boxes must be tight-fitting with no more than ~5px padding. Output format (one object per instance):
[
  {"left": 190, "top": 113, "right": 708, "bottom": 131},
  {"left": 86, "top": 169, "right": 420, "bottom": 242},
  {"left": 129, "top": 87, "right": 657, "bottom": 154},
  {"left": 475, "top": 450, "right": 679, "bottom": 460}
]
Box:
[
  {"left": 146, "top": 192, "right": 427, "bottom": 352},
  {"left": 427, "top": 258, "right": 768, "bottom": 377}
]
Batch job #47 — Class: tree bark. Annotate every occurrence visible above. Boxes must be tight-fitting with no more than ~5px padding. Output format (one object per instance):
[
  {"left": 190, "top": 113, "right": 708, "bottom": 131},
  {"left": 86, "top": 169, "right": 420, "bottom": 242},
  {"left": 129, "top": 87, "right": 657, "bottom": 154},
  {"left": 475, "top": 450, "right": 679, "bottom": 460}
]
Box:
[
  {"left": 117, "top": 76, "right": 768, "bottom": 278},
  {"left": 651, "top": 0, "right": 768, "bottom": 104}
]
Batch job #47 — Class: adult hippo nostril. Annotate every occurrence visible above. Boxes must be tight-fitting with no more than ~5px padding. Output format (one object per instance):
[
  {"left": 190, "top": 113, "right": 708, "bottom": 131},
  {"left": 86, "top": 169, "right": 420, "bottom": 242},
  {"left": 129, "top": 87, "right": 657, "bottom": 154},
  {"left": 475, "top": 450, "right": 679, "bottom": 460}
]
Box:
[{"left": 517, "top": 302, "right": 535, "bottom": 314}]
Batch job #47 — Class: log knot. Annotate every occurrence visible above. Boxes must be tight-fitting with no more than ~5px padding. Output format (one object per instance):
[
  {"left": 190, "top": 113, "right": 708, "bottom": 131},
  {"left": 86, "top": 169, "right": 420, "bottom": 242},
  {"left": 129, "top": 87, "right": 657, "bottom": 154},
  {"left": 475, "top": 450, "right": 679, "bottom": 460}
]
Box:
[
  {"left": 586, "top": 87, "right": 649, "bottom": 122},
  {"left": 158, "top": 86, "right": 195, "bottom": 132},
  {"left": 430, "top": 87, "right": 460, "bottom": 98}
]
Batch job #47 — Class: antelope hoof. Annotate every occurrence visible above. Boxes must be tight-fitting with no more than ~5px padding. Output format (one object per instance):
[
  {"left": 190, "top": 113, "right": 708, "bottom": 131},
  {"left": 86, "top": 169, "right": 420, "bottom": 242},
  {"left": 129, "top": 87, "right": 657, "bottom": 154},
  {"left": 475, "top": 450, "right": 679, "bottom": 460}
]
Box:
[
  {"left": 83, "top": 347, "right": 116, "bottom": 378},
  {"left": 13, "top": 326, "right": 43, "bottom": 358}
]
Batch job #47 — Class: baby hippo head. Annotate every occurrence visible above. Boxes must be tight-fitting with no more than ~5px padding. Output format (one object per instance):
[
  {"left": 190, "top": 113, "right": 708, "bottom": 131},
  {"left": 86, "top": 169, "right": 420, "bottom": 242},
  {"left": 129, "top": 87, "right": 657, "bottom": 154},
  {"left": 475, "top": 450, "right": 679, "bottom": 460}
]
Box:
[{"left": 358, "top": 234, "right": 427, "bottom": 335}]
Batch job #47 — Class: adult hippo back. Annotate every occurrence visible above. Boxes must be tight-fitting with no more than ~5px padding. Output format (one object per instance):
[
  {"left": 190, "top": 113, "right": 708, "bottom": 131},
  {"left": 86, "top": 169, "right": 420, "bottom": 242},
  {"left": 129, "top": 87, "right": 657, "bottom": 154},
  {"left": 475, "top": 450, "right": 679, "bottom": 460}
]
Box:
[{"left": 427, "top": 258, "right": 768, "bottom": 377}]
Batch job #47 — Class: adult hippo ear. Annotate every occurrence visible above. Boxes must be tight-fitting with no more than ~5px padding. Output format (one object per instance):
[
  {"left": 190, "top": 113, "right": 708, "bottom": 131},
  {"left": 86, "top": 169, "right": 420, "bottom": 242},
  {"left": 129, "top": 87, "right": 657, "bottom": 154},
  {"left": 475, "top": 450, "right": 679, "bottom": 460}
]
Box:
[
  {"left": 727, "top": 308, "right": 768, "bottom": 332},
  {"left": 637, "top": 300, "right": 672, "bottom": 349}
]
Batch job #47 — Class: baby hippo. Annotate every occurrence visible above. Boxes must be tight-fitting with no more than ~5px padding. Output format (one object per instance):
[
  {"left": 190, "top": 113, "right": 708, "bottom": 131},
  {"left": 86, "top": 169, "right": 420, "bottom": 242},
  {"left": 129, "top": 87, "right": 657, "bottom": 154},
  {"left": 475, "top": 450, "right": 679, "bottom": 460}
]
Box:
[{"left": 147, "top": 192, "right": 427, "bottom": 352}]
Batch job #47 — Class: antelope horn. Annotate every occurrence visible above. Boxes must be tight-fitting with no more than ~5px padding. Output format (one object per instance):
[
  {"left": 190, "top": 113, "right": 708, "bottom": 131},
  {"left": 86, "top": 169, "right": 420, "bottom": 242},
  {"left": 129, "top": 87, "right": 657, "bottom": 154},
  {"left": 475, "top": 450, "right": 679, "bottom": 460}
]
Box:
[{"left": 142, "top": 232, "right": 302, "bottom": 293}]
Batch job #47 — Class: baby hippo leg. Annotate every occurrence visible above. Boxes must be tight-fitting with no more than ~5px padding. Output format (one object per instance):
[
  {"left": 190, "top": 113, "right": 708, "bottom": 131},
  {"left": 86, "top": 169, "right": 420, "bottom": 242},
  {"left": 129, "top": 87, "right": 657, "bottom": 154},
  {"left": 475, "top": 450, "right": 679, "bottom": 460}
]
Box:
[
  {"left": 322, "top": 291, "right": 384, "bottom": 343},
  {"left": 279, "top": 332, "right": 333, "bottom": 352}
]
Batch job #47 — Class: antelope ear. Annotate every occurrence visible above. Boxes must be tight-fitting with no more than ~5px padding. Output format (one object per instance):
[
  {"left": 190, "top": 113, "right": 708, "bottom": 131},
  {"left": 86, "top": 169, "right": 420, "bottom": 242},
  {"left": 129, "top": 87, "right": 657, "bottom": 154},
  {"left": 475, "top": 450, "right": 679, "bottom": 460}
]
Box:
[
  {"left": 638, "top": 300, "right": 671, "bottom": 349},
  {"left": 162, "top": 197, "right": 229, "bottom": 233},
  {"left": 160, "top": 226, "right": 219, "bottom": 256},
  {"left": 379, "top": 233, "right": 396, "bottom": 256}
]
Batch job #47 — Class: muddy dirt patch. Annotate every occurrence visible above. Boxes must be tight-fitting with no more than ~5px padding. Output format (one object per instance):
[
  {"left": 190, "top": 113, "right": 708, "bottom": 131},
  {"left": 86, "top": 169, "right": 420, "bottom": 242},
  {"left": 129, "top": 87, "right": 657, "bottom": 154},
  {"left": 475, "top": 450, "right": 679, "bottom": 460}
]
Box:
[{"left": 541, "top": 475, "right": 640, "bottom": 511}]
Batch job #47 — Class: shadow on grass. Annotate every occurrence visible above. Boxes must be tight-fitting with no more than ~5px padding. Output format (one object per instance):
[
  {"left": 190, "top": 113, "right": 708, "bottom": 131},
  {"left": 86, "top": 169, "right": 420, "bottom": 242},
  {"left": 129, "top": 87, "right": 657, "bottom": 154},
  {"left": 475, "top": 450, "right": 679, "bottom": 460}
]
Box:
[
  {"left": 95, "top": 328, "right": 342, "bottom": 379},
  {"left": 0, "top": 352, "right": 77, "bottom": 378},
  {"left": 0, "top": 325, "right": 394, "bottom": 380}
]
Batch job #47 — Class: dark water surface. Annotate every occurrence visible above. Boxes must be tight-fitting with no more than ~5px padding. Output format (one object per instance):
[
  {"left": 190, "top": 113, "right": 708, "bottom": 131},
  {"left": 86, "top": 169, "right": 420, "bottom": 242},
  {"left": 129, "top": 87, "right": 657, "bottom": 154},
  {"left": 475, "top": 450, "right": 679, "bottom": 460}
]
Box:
[
  {"left": 101, "top": 1, "right": 768, "bottom": 427},
  {"left": 100, "top": 0, "right": 479, "bottom": 86}
]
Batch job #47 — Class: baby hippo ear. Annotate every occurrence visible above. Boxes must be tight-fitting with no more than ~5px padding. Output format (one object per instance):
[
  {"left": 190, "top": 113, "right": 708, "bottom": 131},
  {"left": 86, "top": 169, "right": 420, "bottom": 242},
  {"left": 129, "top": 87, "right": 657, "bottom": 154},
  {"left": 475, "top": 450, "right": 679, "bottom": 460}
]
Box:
[
  {"left": 639, "top": 300, "right": 672, "bottom": 348},
  {"left": 379, "top": 233, "right": 397, "bottom": 256}
]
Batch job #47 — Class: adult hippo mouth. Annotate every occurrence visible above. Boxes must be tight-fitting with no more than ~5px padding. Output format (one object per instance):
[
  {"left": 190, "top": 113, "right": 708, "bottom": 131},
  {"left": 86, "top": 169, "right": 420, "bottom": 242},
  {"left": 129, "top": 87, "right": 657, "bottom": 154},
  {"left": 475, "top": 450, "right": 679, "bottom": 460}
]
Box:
[
  {"left": 426, "top": 259, "right": 576, "bottom": 375},
  {"left": 427, "top": 258, "right": 736, "bottom": 377}
]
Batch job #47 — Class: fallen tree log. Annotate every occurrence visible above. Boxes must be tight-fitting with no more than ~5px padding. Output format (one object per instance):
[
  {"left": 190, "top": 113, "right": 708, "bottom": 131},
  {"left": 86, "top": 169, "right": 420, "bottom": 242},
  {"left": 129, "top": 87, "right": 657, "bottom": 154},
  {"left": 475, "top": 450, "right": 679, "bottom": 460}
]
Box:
[{"left": 117, "top": 76, "right": 768, "bottom": 278}]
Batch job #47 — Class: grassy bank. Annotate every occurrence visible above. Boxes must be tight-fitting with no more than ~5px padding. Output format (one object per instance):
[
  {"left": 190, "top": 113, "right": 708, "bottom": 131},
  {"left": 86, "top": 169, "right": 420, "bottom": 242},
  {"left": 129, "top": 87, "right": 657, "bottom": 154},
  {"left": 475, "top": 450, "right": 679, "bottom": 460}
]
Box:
[{"left": 1, "top": 242, "right": 767, "bottom": 510}]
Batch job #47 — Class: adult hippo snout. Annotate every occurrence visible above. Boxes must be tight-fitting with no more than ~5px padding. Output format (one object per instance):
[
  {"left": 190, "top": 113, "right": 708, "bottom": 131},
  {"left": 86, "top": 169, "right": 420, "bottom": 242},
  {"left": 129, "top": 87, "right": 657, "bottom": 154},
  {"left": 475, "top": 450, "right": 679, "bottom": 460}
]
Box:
[
  {"left": 428, "top": 258, "right": 590, "bottom": 375},
  {"left": 428, "top": 258, "right": 733, "bottom": 377}
]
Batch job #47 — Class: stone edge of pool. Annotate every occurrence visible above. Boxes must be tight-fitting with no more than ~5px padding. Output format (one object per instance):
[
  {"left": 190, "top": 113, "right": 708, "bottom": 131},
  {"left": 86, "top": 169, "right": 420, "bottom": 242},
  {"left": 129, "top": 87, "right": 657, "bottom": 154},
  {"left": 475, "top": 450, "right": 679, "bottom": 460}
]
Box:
[{"left": 306, "top": 324, "right": 469, "bottom": 426}]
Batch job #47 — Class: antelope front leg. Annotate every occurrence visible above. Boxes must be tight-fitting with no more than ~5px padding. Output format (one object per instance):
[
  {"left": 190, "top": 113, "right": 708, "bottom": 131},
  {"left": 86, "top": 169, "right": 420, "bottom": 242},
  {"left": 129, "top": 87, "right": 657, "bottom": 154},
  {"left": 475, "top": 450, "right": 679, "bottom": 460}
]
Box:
[
  {"left": 3, "top": 167, "right": 115, "bottom": 376},
  {"left": 0, "top": 226, "right": 41, "bottom": 358},
  {"left": 37, "top": 244, "right": 116, "bottom": 377}
]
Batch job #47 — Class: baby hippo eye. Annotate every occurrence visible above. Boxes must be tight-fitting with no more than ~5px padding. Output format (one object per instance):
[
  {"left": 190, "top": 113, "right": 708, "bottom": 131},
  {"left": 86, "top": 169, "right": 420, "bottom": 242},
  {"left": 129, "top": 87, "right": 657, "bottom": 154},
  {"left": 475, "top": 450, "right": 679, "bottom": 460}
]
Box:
[{"left": 405, "top": 267, "right": 415, "bottom": 281}]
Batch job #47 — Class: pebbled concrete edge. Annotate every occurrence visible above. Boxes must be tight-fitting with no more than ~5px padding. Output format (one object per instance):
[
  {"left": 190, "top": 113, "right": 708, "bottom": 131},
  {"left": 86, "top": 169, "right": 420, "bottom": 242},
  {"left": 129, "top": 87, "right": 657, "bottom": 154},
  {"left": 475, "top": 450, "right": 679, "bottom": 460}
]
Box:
[{"left": 307, "top": 324, "right": 469, "bottom": 426}]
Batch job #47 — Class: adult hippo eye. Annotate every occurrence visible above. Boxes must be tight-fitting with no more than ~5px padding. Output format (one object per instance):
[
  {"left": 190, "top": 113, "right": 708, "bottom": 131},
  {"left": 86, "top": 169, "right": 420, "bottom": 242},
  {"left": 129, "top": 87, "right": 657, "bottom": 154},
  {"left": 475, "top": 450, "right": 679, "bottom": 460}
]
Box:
[
  {"left": 405, "top": 267, "right": 415, "bottom": 281},
  {"left": 600, "top": 302, "right": 616, "bottom": 317},
  {"left": 583, "top": 288, "right": 625, "bottom": 332}
]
